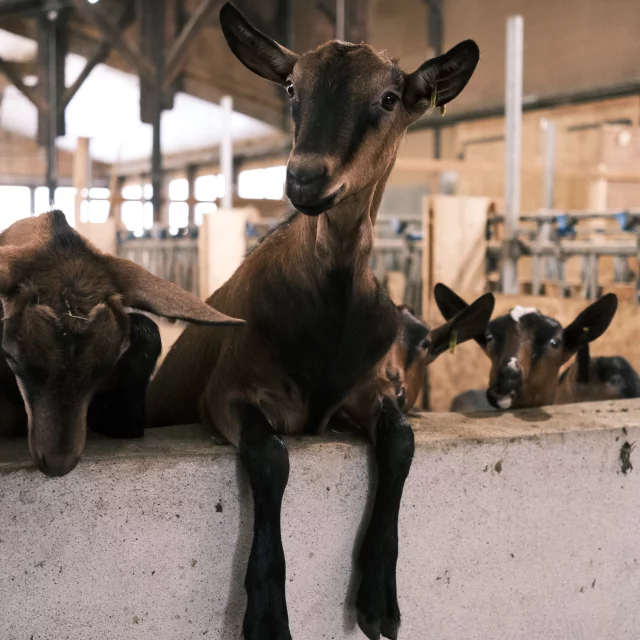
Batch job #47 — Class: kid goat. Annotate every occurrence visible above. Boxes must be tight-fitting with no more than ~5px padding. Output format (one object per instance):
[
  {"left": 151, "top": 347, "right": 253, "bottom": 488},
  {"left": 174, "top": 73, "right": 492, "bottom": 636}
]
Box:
[
  {"left": 435, "top": 284, "right": 619, "bottom": 411},
  {"left": 556, "top": 344, "right": 640, "bottom": 404},
  {"left": 0, "top": 210, "right": 241, "bottom": 477},
  {"left": 148, "top": 4, "right": 480, "bottom": 639},
  {"left": 385, "top": 296, "right": 495, "bottom": 413}
]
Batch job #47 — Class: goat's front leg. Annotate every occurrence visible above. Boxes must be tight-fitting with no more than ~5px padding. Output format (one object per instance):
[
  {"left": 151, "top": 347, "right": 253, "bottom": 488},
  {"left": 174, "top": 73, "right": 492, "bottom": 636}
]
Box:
[
  {"left": 357, "top": 395, "right": 415, "bottom": 640},
  {"left": 88, "top": 313, "right": 161, "bottom": 438},
  {"left": 235, "top": 401, "right": 292, "bottom": 640}
]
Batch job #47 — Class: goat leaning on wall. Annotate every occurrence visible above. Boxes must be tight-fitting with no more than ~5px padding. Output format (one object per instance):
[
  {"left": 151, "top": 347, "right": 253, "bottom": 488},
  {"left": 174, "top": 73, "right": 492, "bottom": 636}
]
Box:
[
  {"left": 148, "top": 4, "right": 480, "bottom": 639},
  {"left": 0, "top": 210, "right": 242, "bottom": 477}
]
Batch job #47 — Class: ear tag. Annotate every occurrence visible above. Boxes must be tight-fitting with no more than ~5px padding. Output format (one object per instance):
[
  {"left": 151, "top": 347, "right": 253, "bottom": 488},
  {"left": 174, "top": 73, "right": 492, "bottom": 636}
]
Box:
[
  {"left": 440, "top": 104, "right": 446, "bottom": 116},
  {"left": 428, "top": 85, "right": 438, "bottom": 113},
  {"left": 449, "top": 330, "right": 458, "bottom": 354}
]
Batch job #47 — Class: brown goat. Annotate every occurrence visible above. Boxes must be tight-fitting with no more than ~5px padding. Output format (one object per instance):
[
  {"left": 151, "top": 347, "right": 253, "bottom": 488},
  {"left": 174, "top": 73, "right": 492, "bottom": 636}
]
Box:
[
  {"left": 556, "top": 344, "right": 640, "bottom": 404},
  {"left": 435, "top": 284, "right": 618, "bottom": 412},
  {"left": 384, "top": 294, "right": 495, "bottom": 413},
  {"left": 0, "top": 210, "right": 241, "bottom": 477},
  {"left": 147, "top": 4, "right": 479, "bottom": 638}
]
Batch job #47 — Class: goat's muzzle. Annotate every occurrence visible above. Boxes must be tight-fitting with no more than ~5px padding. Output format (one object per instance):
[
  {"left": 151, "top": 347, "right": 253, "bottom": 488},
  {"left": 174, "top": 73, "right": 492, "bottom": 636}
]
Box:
[
  {"left": 27, "top": 401, "right": 88, "bottom": 478},
  {"left": 286, "top": 156, "right": 342, "bottom": 215},
  {"left": 35, "top": 451, "right": 81, "bottom": 478},
  {"left": 487, "top": 360, "right": 523, "bottom": 410}
]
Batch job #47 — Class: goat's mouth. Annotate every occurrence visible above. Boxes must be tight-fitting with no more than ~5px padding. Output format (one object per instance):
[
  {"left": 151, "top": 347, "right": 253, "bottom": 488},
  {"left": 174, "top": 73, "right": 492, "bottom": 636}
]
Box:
[
  {"left": 486, "top": 388, "right": 517, "bottom": 410},
  {"left": 35, "top": 452, "right": 81, "bottom": 477},
  {"left": 289, "top": 185, "right": 345, "bottom": 216}
]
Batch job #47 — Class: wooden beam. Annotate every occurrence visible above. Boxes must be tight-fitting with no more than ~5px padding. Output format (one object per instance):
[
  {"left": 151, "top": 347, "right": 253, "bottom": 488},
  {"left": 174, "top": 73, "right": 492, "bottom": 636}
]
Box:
[
  {"left": 0, "top": 55, "right": 47, "bottom": 111},
  {"left": 163, "top": 0, "right": 221, "bottom": 91},
  {"left": 60, "top": 0, "right": 135, "bottom": 113},
  {"left": 71, "top": 0, "right": 156, "bottom": 80}
]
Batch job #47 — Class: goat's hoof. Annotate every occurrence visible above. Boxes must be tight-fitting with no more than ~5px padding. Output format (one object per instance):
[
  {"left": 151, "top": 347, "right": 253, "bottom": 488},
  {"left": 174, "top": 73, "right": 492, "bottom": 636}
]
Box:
[
  {"left": 356, "top": 575, "right": 400, "bottom": 640},
  {"left": 243, "top": 612, "right": 291, "bottom": 640},
  {"left": 243, "top": 627, "right": 291, "bottom": 640},
  {"left": 357, "top": 611, "right": 381, "bottom": 640},
  {"left": 381, "top": 619, "right": 400, "bottom": 640}
]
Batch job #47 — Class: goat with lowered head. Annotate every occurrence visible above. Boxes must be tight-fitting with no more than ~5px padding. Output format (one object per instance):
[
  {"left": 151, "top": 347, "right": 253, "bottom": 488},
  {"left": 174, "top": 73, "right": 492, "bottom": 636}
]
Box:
[
  {"left": 148, "top": 4, "right": 480, "bottom": 638},
  {"left": 0, "top": 210, "right": 242, "bottom": 477},
  {"left": 435, "top": 284, "right": 619, "bottom": 412},
  {"left": 556, "top": 343, "right": 640, "bottom": 404}
]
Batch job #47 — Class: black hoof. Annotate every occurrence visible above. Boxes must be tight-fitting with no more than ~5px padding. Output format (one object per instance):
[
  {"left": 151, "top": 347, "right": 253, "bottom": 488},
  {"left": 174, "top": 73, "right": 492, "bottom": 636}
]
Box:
[
  {"left": 356, "top": 557, "right": 401, "bottom": 640},
  {"left": 243, "top": 619, "right": 292, "bottom": 640},
  {"left": 357, "top": 610, "right": 381, "bottom": 640},
  {"left": 381, "top": 618, "right": 400, "bottom": 640}
]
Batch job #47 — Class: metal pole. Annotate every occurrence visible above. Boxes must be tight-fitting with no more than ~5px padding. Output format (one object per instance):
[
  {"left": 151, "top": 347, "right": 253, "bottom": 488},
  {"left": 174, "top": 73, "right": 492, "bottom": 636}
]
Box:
[
  {"left": 502, "top": 15, "right": 523, "bottom": 295},
  {"left": 46, "top": 11, "right": 58, "bottom": 203},
  {"left": 151, "top": 101, "right": 162, "bottom": 224},
  {"left": 220, "top": 95, "right": 233, "bottom": 210},
  {"left": 336, "top": 0, "right": 345, "bottom": 40},
  {"left": 425, "top": 0, "right": 443, "bottom": 158}
]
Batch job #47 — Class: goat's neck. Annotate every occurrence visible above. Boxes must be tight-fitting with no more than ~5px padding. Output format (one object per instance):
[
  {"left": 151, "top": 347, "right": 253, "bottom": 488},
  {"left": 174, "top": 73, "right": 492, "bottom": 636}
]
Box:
[{"left": 301, "top": 165, "right": 393, "bottom": 273}]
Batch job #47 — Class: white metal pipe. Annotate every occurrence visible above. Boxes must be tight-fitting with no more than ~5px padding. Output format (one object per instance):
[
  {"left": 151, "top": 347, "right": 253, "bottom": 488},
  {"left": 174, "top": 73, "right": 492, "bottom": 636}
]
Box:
[
  {"left": 336, "top": 0, "right": 345, "bottom": 40},
  {"left": 220, "top": 95, "right": 233, "bottom": 210},
  {"left": 502, "top": 15, "right": 524, "bottom": 294}
]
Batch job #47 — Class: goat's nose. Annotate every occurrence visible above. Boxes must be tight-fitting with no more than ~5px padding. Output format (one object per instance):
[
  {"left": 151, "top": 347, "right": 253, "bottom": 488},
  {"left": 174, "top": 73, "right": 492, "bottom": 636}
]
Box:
[
  {"left": 37, "top": 452, "right": 80, "bottom": 477},
  {"left": 496, "top": 364, "right": 522, "bottom": 394},
  {"left": 287, "top": 159, "right": 328, "bottom": 185}
]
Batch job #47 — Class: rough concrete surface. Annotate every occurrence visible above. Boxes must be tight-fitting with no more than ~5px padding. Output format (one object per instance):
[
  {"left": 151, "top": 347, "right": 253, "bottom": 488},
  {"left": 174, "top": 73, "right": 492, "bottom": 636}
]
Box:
[{"left": 1, "top": 400, "right": 640, "bottom": 639}]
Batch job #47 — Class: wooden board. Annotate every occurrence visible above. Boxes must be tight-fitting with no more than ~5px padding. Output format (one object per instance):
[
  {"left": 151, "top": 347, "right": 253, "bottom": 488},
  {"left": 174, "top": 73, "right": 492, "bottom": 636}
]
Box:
[{"left": 421, "top": 194, "right": 489, "bottom": 317}]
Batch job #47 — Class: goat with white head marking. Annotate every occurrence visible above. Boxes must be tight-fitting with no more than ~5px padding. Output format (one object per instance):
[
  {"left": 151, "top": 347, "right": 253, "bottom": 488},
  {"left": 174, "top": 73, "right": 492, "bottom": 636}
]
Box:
[
  {"left": 0, "top": 211, "right": 242, "bottom": 477},
  {"left": 435, "top": 284, "right": 618, "bottom": 411},
  {"left": 556, "top": 343, "right": 640, "bottom": 404},
  {"left": 147, "top": 5, "right": 479, "bottom": 638}
]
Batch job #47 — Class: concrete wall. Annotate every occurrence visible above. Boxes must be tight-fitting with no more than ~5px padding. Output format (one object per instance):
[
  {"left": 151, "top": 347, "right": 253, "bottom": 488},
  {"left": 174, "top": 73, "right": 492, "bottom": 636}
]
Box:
[{"left": 1, "top": 400, "right": 640, "bottom": 639}]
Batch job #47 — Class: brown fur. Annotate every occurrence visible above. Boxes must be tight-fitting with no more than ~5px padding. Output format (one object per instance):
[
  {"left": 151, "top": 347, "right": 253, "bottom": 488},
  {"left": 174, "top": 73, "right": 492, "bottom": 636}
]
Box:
[
  {"left": 380, "top": 298, "right": 496, "bottom": 414},
  {"left": 0, "top": 210, "right": 241, "bottom": 476},
  {"left": 437, "top": 285, "right": 619, "bottom": 411},
  {"left": 151, "top": 5, "right": 480, "bottom": 637}
]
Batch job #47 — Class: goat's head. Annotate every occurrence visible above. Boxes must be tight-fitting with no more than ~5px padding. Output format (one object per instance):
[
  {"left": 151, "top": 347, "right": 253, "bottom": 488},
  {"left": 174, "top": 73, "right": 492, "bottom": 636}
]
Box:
[
  {"left": 434, "top": 283, "right": 618, "bottom": 410},
  {"left": 0, "top": 211, "right": 243, "bottom": 477},
  {"left": 388, "top": 292, "right": 495, "bottom": 411},
  {"left": 557, "top": 345, "right": 640, "bottom": 404},
  {"left": 220, "top": 2, "right": 479, "bottom": 215}
]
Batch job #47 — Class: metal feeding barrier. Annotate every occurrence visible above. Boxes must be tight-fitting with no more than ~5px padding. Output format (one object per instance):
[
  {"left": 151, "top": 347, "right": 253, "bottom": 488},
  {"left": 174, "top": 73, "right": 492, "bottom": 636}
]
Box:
[
  {"left": 117, "top": 212, "right": 425, "bottom": 309},
  {"left": 487, "top": 209, "right": 640, "bottom": 301},
  {"left": 117, "top": 227, "right": 200, "bottom": 297}
]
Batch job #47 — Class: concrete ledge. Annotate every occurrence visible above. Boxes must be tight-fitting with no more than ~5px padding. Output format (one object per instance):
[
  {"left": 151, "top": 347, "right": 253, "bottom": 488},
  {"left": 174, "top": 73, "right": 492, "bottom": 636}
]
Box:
[{"left": 2, "top": 400, "right": 640, "bottom": 639}]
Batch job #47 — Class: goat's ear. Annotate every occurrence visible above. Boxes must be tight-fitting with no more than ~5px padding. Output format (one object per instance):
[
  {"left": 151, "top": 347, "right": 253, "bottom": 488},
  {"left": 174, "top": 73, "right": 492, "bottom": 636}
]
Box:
[
  {"left": 107, "top": 256, "right": 244, "bottom": 326},
  {"left": 0, "top": 245, "right": 37, "bottom": 295},
  {"left": 219, "top": 3, "right": 298, "bottom": 86},
  {"left": 404, "top": 40, "right": 479, "bottom": 114},
  {"left": 575, "top": 344, "right": 591, "bottom": 384},
  {"left": 427, "top": 292, "right": 495, "bottom": 363},
  {"left": 562, "top": 293, "right": 617, "bottom": 358}
]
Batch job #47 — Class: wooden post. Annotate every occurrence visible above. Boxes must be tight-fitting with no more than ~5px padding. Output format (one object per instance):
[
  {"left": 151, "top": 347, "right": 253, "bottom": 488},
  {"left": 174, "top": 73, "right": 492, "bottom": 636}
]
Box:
[
  {"left": 198, "top": 207, "right": 250, "bottom": 299},
  {"left": 73, "top": 137, "right": 91, "bottom": 227}
]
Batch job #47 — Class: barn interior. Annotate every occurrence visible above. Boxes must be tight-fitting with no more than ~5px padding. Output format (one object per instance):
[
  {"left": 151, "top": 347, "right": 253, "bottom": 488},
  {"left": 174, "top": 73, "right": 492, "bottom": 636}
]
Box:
[
  {"left": 1, "top": 0, "right": 638, "bottom": 410},
  {"left": 1, "top": 2, "right": 640, "bottom": 639}
]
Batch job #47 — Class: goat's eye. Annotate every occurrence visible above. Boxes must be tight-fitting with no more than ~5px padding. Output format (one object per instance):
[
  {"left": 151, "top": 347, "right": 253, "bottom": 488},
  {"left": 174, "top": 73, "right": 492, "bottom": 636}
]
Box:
[
  {"left": 549, "top": 337, "right": 561, "bottom": 349},
  {"left": 485, "top": 332, "right": 494, "bottom": 344},
  {"left": 381, "top": 93, "right": 399, "bottom": 111},
  {"left": 285, "top": 81, "right": 295, "bottom": 98}
]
